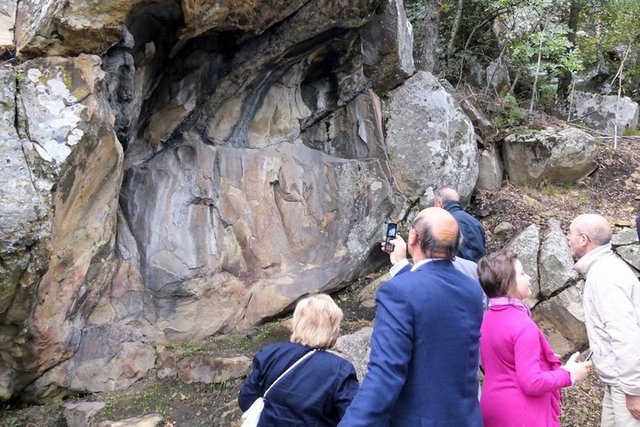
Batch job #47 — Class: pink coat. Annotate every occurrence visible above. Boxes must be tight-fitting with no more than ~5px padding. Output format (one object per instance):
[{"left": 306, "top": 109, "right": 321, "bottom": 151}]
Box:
[{"left": 480, "top": 303, "right": 572, "bottom": 427}]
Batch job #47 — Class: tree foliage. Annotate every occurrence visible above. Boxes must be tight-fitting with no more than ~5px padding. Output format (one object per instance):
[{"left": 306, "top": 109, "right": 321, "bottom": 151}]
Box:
[{"left": 407, "top": 0, "right": 640, "bottom": 114}]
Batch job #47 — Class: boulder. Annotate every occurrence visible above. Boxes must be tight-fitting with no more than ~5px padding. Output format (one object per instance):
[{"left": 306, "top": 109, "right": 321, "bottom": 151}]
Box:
[
  {"left": 504, "top": 224, "right": 540, "bottom": 304},
  {"left": 476, "top": 143, "right": 503, "bottom": 191},
  {"left": 0, "top": 0, "right": 16, "bottom": 53},
  {"left": 532, "top": 283, "right": 587, "bottom": 358},
  {"left": 502, "top": 126, "right": 597, "bottom": 186},
  {"left": 334, "top": 327, "right": 372, "bottom": 382},
  {"left": 357, "top": 273, "right": 391, "bottom": 309},
  {"left": 538, "top": 220, "right": 578, "bottom": 298},
  {"left": 63, "top": 401, "right": 106, "bottom": 427},
  {"left": 176, "top": 355, "right": 251, "bottom": 384},
  {"left": 571, "top": 91, "right": 639, "bottom": 135},
  {"left": 611, "top": 228, "right": 639, "bottom": 246},
  {"left": 385, "top": 71, "right": 478, "bottom": 201},
  {"left": 98, "top": 414, "right": 164, "bottom": 427},
  {"left": 361, "top": 0, "right": 415, "bottom": 91},
  {"left": 486, "top": 59, "right": 510, "bottom": 93},
  {"left": 617, "top": 244, "right": 640, "bottom": 271}
]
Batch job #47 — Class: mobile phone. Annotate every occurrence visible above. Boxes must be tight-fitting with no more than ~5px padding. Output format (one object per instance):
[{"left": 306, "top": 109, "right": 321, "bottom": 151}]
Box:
[
  {"left": 584, "top": 351, "right": 593, "bottom": 362},
  {"left": 384, "top": 222, "right": 398, "bottom": 252}
]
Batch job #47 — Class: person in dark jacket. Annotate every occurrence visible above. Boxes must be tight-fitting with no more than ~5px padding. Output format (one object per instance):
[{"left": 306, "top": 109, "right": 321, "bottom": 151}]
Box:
[
  {"left": 434, "top": 186, "right": 486, "bottom": 262},
  {"left": 238, "top": 294, "right": 359, "bottom": 426}
]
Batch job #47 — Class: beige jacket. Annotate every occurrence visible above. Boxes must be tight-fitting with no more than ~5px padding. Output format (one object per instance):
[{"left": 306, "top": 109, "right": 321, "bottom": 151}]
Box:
[{"left": 575, "top": 244, "right": 640, "bottom": 396}]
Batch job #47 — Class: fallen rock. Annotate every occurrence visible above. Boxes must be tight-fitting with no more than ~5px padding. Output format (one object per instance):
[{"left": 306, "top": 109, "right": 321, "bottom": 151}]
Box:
[
  {"left": 502, "top": 126, "right": 597, "bottom": 186},
  {"left": 63, "top": 401, "right": 106, "bottom": 427},
  {"left": 334, "top": 327, "right": 372, "bottom": 382},
  {"left": 98, "top": 414, "right": 164, "bottom": 427}
]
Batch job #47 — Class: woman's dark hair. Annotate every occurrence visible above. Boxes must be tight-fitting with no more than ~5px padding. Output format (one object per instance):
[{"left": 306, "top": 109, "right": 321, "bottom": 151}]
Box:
[{"left": 477, "top": 250, "right": 518, "bottom": 298}]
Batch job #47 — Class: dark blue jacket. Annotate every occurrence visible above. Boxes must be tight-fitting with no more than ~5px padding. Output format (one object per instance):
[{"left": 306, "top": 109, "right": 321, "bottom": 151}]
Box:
[
  {"left": 239, "top": 342, "right": 359, "bottom": 426},
  {"left": 338, "top": 260, "right": 484, "bottom": 427},
  {"left": 444, "top": 201, "right": 486, "bottom": 263}
]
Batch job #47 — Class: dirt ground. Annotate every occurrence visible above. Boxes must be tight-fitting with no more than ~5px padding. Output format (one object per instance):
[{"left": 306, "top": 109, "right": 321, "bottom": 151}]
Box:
[{"left": 1, "top": 136, "right": 639, "bottom": 427}]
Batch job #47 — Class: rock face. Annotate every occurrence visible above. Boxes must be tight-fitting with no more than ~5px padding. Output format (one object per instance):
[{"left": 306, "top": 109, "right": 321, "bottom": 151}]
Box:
[
  {"left": 502, "top": 126, "right": 597, "bottom": 186},
  {"left": 2, "top": 0, "right": 443, "bottom": 402},
  {"left": 0, "top": 0, "right": 15, "bottom": 53},
  {"left": 385, "top": 71, "right": 478, "bottom": 201},
  {"left": 361, "top": 0, "right": 414, "bottom": 91},
  {"left": 571, "top": 91, "right": 640, "bottom": 135}
]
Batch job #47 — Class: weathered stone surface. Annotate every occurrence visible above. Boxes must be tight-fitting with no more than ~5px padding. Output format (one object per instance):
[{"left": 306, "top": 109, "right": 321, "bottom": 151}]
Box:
[
  {"left": 357, "top": 273, "right": 391, "bottom": 309},
  {"left": 502, "top": 126, "right": 597, "bottom": 186},
  {"left": 63, "top": 401, "right": 106, "bottom": 427},
  {"left": 334, "top": 327, "right": 372, "bottom": 382},
  {"left": 121, "top": 137, "right": 395, "bottom": 333},
  {"left": 0, "top": 0, "right": 16, "bottom": 53},
  {"left": 0, "top": 64, "right": 48, "bottom": 316},
  {"left": 532, "top": 283, "right": 587, "bottom": 358},
  {"left": 385, "top": 71, "right": 478, "bottom": 201},
  {"left": 504, "top": 224, "right": 540, "bottom": 304},
  {"left": 6, "top": 55, "right": 126, "bottom": 400},
  {"left": 539, "top": 220, "right": 578, "bottom": 298},
  {"left": 361, "top": 0, "right": 414, "bottom": 91},
  {"left": 181, "top": 0, "right": 308, "bottom": 39},
  {"left": 25, "top": 326, "right": 155, "bottom": 400},
  {"left": 98, "top": 414, "right": 164, "bottom": 427},
  {"left": 617, "top": 244, "right": 640, "bottom": 271},
  {"left": 493, "top": 222, "right": 515, "bottom": 237},
  {"left": 476, "top": 144, "right": 503, "bottom": 191},
  {"left": 571, "top": 91, "right": 639, "bottom": 135},
  {"left": 486, "top": 59, "right": 510, "bottom": 93},
  {"left": 15, "top": 0, "right": 156, "bottom": 56},
  {"left": 176, "top": 355, "right": 251, "bottom": 384},
  {"left": 611, "top": 228, "right": 639, "bottom": 246}
]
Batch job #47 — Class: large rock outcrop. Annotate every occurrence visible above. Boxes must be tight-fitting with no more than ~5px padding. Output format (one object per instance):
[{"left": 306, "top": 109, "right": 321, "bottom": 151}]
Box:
[{"left": 1, "top": 0, "right": 443, "bottom": 401}]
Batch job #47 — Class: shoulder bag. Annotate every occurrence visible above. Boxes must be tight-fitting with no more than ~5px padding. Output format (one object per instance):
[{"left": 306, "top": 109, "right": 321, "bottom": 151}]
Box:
[{"left": 241, "top": 349, "right": 317, "bottom": 427}]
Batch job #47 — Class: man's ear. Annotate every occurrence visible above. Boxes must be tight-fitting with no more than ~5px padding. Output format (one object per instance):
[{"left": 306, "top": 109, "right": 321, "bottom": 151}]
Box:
[{"left": 407, "top": 228, "right": 418, "bottom": 246}]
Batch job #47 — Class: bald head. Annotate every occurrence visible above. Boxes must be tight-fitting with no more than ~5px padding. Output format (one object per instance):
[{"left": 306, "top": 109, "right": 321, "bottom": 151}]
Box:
[
  {"left": 410, "top": 207, "right": 460, "bottom": 260},
  {"left": 572, "top": 214, "right": 612, "bottom": 245},
  {"left": 434, "top": 187, "right": 460, "bottom": 208},
  {"left": 567, "top": 214, "right": 612, "bottom": 259}
]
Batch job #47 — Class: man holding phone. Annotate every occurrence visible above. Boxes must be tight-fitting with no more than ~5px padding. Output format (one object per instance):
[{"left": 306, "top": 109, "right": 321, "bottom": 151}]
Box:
[
  {"left": 339, "top": 207, "right": 484, "bottom": 427},
  {"left": 567, "top": 214, "right": 640, "bottom": 426}
]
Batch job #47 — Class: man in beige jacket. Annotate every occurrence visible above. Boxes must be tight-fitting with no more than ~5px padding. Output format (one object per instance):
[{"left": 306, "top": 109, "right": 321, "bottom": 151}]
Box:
[{"left": 567, "top": 214, "right": 640, "bottom": 426}]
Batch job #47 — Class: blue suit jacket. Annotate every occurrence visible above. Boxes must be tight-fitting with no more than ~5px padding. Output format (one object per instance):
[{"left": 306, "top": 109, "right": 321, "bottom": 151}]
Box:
[{"left": 339, "top": 260, "right": 484, "bottom": 427}]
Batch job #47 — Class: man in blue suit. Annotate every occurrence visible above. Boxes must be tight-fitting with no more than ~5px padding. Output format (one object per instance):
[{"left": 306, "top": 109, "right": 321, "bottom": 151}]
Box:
[{"left": 339, "top": 207, "right": 484, "bottom": 427}]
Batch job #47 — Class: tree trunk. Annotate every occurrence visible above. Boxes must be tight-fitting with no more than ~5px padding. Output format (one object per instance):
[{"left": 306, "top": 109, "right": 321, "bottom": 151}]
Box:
[
  {"left": 556, "top": 0, "right": 581, "bottom": 111},
  {"left": 418, "top": 0, "right": 440, "bottom": 72},
  {"left": 446, "top": 0, "right": 464, "bottom": 66}
]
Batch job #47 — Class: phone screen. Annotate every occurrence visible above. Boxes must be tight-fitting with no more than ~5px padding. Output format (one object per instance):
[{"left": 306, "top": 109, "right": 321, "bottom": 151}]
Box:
[{"left": 384, "top": 223, "right": 397, "bottom": 252}]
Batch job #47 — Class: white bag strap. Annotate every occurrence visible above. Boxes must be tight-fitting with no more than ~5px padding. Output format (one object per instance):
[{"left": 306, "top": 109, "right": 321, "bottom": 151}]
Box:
[{"left": 263, "top": 349, "right": 317, "bottom": 398}]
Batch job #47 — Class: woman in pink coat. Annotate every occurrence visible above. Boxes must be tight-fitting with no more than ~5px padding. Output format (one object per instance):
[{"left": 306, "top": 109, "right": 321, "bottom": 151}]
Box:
[{"left": 477, "top": 250, "right": 592, "bottom": 427}]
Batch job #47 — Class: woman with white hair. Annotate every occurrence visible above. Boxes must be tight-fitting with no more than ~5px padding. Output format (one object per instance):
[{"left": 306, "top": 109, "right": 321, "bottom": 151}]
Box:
[{"left": 238, "top": 294, "right": 359, "bottom": 426}]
